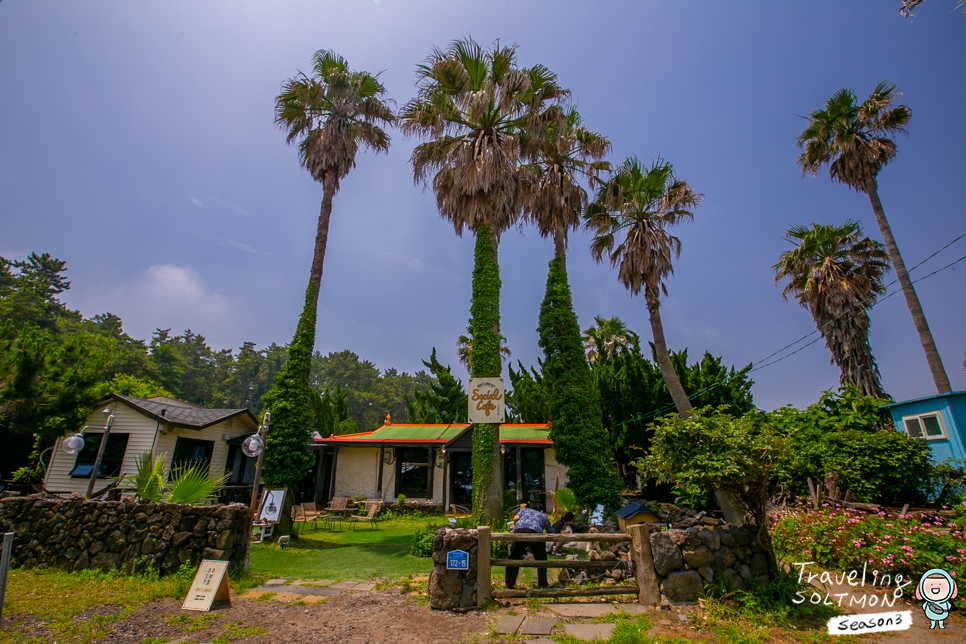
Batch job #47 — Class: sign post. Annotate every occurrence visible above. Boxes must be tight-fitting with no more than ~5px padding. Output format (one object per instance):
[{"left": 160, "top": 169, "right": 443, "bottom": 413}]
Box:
[
  {"left": 468, "top": 378, "right": 505, "bottom": 424},
  {"left": 181, "top": 560, "right": 231, "bottom": 612},
  {"left": 0, "top": 533, "right": 13, "bottom": 625}
]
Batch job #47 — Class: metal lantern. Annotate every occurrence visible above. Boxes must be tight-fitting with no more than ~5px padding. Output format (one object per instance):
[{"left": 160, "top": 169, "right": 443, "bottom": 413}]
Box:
[{"left": 61, "top": 433, "right": 85, "bottom": 455}]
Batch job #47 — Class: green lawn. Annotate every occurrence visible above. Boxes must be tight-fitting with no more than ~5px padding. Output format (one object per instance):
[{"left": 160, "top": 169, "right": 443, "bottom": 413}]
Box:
[{"left": 248, "top": 516, "right": 437, "bottom": 581}]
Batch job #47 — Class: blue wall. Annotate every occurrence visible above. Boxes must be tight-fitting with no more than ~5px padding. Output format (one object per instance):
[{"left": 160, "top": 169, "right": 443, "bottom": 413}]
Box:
[{"left": 885, "top": 392, "right": 966, "bottom": 463}]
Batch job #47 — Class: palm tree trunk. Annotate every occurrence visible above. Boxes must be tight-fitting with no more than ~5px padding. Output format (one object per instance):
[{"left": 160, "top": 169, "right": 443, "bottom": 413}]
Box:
[
  {"left": 307, "top": 171, "right": 337, "bottom": 311},
  {"left": 645, "top": 287, "right": 692, "bottom": 417},
  {"left": 864, "top": 177, "right": 951, "bottom": 393},
  {"left": 553, "top": 229, "right": 567, "bottom": 273}
]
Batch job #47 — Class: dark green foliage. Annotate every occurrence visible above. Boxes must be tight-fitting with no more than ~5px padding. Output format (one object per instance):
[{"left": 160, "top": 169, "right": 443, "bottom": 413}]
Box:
[
  {"left": 0, "top": 321, "right": 106, "bottom": 441},
  {"left": 468, "top": 226, "right": 502, "bottom": 379},
  {"left": 538, "top": 258, "right": 622, "bottom": 509},
  {"left": 768, "top": 386, "right": 932, "bottom": 503},
  {"left": 314, "top": 383, "right": 354, "bottom": 437},
  {"left": 311, "top": 349, "right": 433, "bottom": 430},
  {"left": 506, "top": 360, "right": 548, "bottom": 423},
  {"left": 0, "top": 253, "right": 77, "bottom": 331},
  {"left": 593, "top": 340, "right": 754, "bottom": 472},
  {"left": 260, "top": 283, "right": 318, "bottom": 491},
  {"left": 404, "top": 348, "right": 467, "bottom": 424}
]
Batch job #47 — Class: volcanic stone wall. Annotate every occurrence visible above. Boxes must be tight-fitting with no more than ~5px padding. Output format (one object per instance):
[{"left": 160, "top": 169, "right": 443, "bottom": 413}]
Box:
[{"left": 0, "top": 495, "right": 250, "bottom": 574}]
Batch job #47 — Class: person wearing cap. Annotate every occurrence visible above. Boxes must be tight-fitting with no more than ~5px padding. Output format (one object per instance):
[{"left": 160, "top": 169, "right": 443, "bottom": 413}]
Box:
[{"left": 505, "top": 501, "right": 552, "bottom": 589}]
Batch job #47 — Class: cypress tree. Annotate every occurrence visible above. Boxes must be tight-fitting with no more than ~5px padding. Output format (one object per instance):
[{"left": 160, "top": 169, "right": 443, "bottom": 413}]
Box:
[
  {"left": 538, "top": 258, "right": 622, "bottom": 509},
  {"left": 468, "top": 225, "right": 503, "bottom": 525},
  {"left": 260, "top": 283, "right": 318, "bottom": 491}
]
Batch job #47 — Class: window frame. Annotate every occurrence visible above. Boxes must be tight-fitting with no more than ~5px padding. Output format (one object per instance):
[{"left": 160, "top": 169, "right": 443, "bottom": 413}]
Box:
[
  {"left": 169, "top": 437, "right": 215, "bottom": 476},
  {"left": 395, "top": 446, "right": 432, "bottom": 499},
  {"left": 901, "top": 413, "right": 948, "bottom": 441},
  {"left": 68, "top": 432, "right": 130, "bottom": 479}
]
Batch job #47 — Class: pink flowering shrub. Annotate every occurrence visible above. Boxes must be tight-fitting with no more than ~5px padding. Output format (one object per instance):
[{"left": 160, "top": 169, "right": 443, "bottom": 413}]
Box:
[{"left": 773, "top": 500, "right": 966, "bottom": 586}]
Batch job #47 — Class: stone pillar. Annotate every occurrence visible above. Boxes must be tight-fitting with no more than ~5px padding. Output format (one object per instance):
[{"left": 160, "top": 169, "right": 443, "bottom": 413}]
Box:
[{"left": 428, "top": 527, "right": 478, "bottom": 611}]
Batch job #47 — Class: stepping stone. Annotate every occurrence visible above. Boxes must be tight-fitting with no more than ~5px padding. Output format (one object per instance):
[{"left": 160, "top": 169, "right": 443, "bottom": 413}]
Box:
[
  {"left": 351, "top": 582, "right": 375, "bottom": 591},
  {"left": 562, "top": 623, "right": 615, "bottom": 641},
  {"left": 494, "top": 615, "right": 525, "bottom": 635},
  {"left": 615, "top": 604, "right": 649, "bottom": 615},
  {"left": 264, "top": 579, "right": 289, "bottom": 586},
  {"left": 299, "top": 595, "right": 328, "bottom": 604},
  {"left": 520, "top": 617, "right": 556, "bottom": 635},
  {"left": 271, "top": 592, "right": 302, "bottom": 603},
  {"left": 239, "top": 590, "right": 268, "bottom": 600},
  {"left": 331, "top": 581, "right": 360, "bottom": 590},
  {"left": 547, "top": 603, "right": 615, "bottom": 618},
  {"left": 288, "top": 586, "right": 343, "bottom": 596}
]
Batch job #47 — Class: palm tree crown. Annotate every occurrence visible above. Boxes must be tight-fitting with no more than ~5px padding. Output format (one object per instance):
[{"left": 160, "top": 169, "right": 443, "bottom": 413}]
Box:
[
  {"left": 522, "top": 105, "right": 610, "bottom": 263},
  {"left": 581, "top": 315, "right": 637, "bottom": 363},
  {"left": 276, "top": 49, "right": 394, "bottom": 191},
  {"left": 399, "top": 37, "right": 567, "bottom": 239},
  {"left": 797, "top": 81, "right": 910, "bottom": 194},
  {"left": 587, "top": 157, "right": 703, "bottom": 298},
  {"left": 774, "top": 221, "right": 891, "bottom": 399}
]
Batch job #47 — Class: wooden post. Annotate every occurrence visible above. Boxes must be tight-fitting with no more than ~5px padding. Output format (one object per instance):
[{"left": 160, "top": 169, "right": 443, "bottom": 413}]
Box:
[
  {"left": 629, "top": 524, "right": 660, "bottom": 605},
  {"left": 477, "top": 525, "right": 491, "bottom": 607},
  {"left": 86, "top": 413, "right": 115, "bottom": 497},
  {"left": 515, "top": 447, "right": 522, "bottom": 502},
  {"left": 312, "top": 447, "right": 326, "bottom": 504},
  {"left": 0, "top": 532, "right": 13, "bottom": 624},
  {"left": 376, "top": 445, "right": 385, "bottom": 499},
  {"left": 900, "top": 503, "right": 910, "bottom": 516},
  {"left": 327, "top": 446, "right": 339, "bottom": 502}
]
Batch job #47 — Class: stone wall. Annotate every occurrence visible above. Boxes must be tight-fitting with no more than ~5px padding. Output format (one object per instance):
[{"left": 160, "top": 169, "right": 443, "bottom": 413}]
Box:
[
  {"left": 428, "top": 528, "right": 478, "bottom": 611},
  {"left": 649, "top": 524, "right": 769, "bottom": 603},
  {"left": 0, "top": 495, "right": 250, "bottom": 575},
  {"left": 427, "top": 522, "right": 770, "bottom": 609}
]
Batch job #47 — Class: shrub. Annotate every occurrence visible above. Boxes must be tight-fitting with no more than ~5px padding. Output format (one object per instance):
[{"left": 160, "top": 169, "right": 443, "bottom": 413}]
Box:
[
  {"left": 409, "top": 528, "right": 434, "bottom": 558},
  {"left": 773, "top": 501, "right": 966, "bottom": 605}
]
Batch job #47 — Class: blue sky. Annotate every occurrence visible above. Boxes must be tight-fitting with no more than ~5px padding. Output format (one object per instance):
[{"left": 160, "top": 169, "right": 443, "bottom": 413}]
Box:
[{"left": 1, "top": 1, "right": 964, "bottom": 411}]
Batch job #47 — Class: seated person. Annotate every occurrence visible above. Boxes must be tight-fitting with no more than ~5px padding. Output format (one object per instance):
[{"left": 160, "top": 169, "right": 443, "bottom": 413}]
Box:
[{"left": 550, "top": 511, "right": 589, "bottom": 554}]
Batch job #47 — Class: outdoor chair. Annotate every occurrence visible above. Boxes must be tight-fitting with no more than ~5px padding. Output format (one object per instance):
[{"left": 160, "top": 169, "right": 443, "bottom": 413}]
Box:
[
  {"left": 292, "top": 505, "right": 311, "bottom": 533},
  {"left": 88, "top": 478, "right": 122, "bottom": 500},
  {"left": 323, "top": 496, "right": 348, "bottom": 514},
  {"left": 448, "top": 504, "right": 470, "bottom": 519},
  {"left": 349, "top": 499, "right": 382, "bottom": 531},
  {"left": 301, "top": 502, "right": 321, "bottom": 532}
]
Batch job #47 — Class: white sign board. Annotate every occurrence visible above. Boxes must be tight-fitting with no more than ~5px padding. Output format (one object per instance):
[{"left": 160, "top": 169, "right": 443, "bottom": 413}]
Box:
[
  {"left": 181, "top": 560, "right": 231, "bottom": 611},
  {"left": 257, "top": 488, "right": 287, "bottom": 524},
  {"left": 468, "top": 378, "right": 505, "bottom": 424}
]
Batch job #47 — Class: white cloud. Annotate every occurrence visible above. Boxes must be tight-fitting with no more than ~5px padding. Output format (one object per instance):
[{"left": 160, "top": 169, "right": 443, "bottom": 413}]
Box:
[
  {"left": 188, "top": 195, "right": 251, "bottom": 217},
  {"left": 383, "top": 251, "right": 460, "bottom": 282},
  {"left": 203, "top": 235, "right": 277, "bottom": 258},
  {"left": 71, "top": 264, "right": 237, "bottom": 344}
]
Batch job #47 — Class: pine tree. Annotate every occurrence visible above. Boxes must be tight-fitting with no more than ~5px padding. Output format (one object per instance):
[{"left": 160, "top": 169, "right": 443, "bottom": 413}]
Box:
[
  {"left": 538, "top": 258, "right": 622, "bottom": 509},
  {"left": 404, "top": 348, "right": 467, "bottom": 424}
]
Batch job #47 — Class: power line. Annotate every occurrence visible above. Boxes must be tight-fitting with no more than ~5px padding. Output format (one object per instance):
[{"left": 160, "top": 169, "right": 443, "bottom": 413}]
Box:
[{"left": 609, "top": 236, "right": 966, "bottom": 428}]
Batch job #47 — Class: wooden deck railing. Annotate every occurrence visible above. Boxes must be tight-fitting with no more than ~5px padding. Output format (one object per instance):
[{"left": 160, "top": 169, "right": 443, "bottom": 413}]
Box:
[{"left": 476, "top": 524, "right": 660, "bottom": 606}]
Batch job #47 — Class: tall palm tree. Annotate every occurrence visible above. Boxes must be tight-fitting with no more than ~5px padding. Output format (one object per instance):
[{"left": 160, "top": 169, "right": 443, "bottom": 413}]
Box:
[
  {"left": 275, "top": 49, "right": 395, "bottom": 308},
  {"left": 773, "top": 222, "right": 891, "bottom": 399},
  {"left": 399, "top": 36, "right": 565, "bottom": 523},
  {"left": 522, "top": 105, "right": 610, "bottom": 272},
  {"left": 798, "top": 81, "right": 951, "bottom": 393},
  {"left": 581, "top": 315, "right": 637, "bottom": 363},
  {"left": 586, "top": 157, "right": 703, "bottom": 417},
  {"left": 456, "top": 328, "right": 510, "bottom": 372}
]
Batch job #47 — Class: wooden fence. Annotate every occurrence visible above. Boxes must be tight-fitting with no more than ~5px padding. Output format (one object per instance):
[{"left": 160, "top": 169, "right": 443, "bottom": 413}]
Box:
[{"left": 476, "top": 524, "right": 660, "bottom": 607}]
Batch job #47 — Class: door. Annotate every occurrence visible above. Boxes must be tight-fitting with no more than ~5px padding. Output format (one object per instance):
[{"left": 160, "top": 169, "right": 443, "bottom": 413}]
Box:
[{"left": 449, "top": 452, "right": 473, "bottom": 507}]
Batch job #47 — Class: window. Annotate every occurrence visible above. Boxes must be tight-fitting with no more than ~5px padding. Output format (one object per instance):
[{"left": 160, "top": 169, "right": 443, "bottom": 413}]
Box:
[
  {"left": 170, "top": 437, "right": 215, "bottom": 473},
  {"left": 902, "top": 413, "right": 948, "bottom": 441},
  {"left": 396, "top": 447, "right": 431, "bottom": 497},
  {"left": 69, "top": 433, "right": 129, "bottom": 478}
]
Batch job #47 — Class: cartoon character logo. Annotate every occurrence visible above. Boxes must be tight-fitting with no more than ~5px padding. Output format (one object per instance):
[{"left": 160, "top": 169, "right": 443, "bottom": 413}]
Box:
[{"left": 914, "top": 568, "right": 958, "bottom": 630}]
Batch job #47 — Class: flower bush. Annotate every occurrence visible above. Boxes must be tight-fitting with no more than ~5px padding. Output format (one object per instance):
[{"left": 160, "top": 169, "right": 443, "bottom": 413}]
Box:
[{"left": 773, "top": 499, "right": 966, "bottom": 601}]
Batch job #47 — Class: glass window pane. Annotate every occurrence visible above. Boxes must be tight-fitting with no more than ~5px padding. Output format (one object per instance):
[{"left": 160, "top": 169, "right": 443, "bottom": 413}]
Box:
[
  {"left": 904, "top": 419, "right": 922, "bottom": 437},
  {"left": 921, "top": 415, "right": 944, "bottom": 437}
]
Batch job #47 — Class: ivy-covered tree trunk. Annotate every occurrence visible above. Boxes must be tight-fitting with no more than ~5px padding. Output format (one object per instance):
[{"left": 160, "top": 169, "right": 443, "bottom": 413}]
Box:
[
  {"left": 468, "top": 225, "right": 503, "bottom": 526},
  {"left": 260, "top": 282, "right": 318, "bottom": 495},
  {"left": 538, "top": 258, "right": 623, "bottom": 509}
]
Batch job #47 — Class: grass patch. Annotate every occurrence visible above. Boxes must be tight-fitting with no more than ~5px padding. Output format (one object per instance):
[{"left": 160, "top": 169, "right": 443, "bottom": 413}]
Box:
[
  {"left": 249, "top": 517, "right": 437, "bottom": 580},
  {"left": 166, "top": 612, "right": 220, "bottom": 632},
  {"left": 0, "top": 565, "right": 263, "bottom": 644}
]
